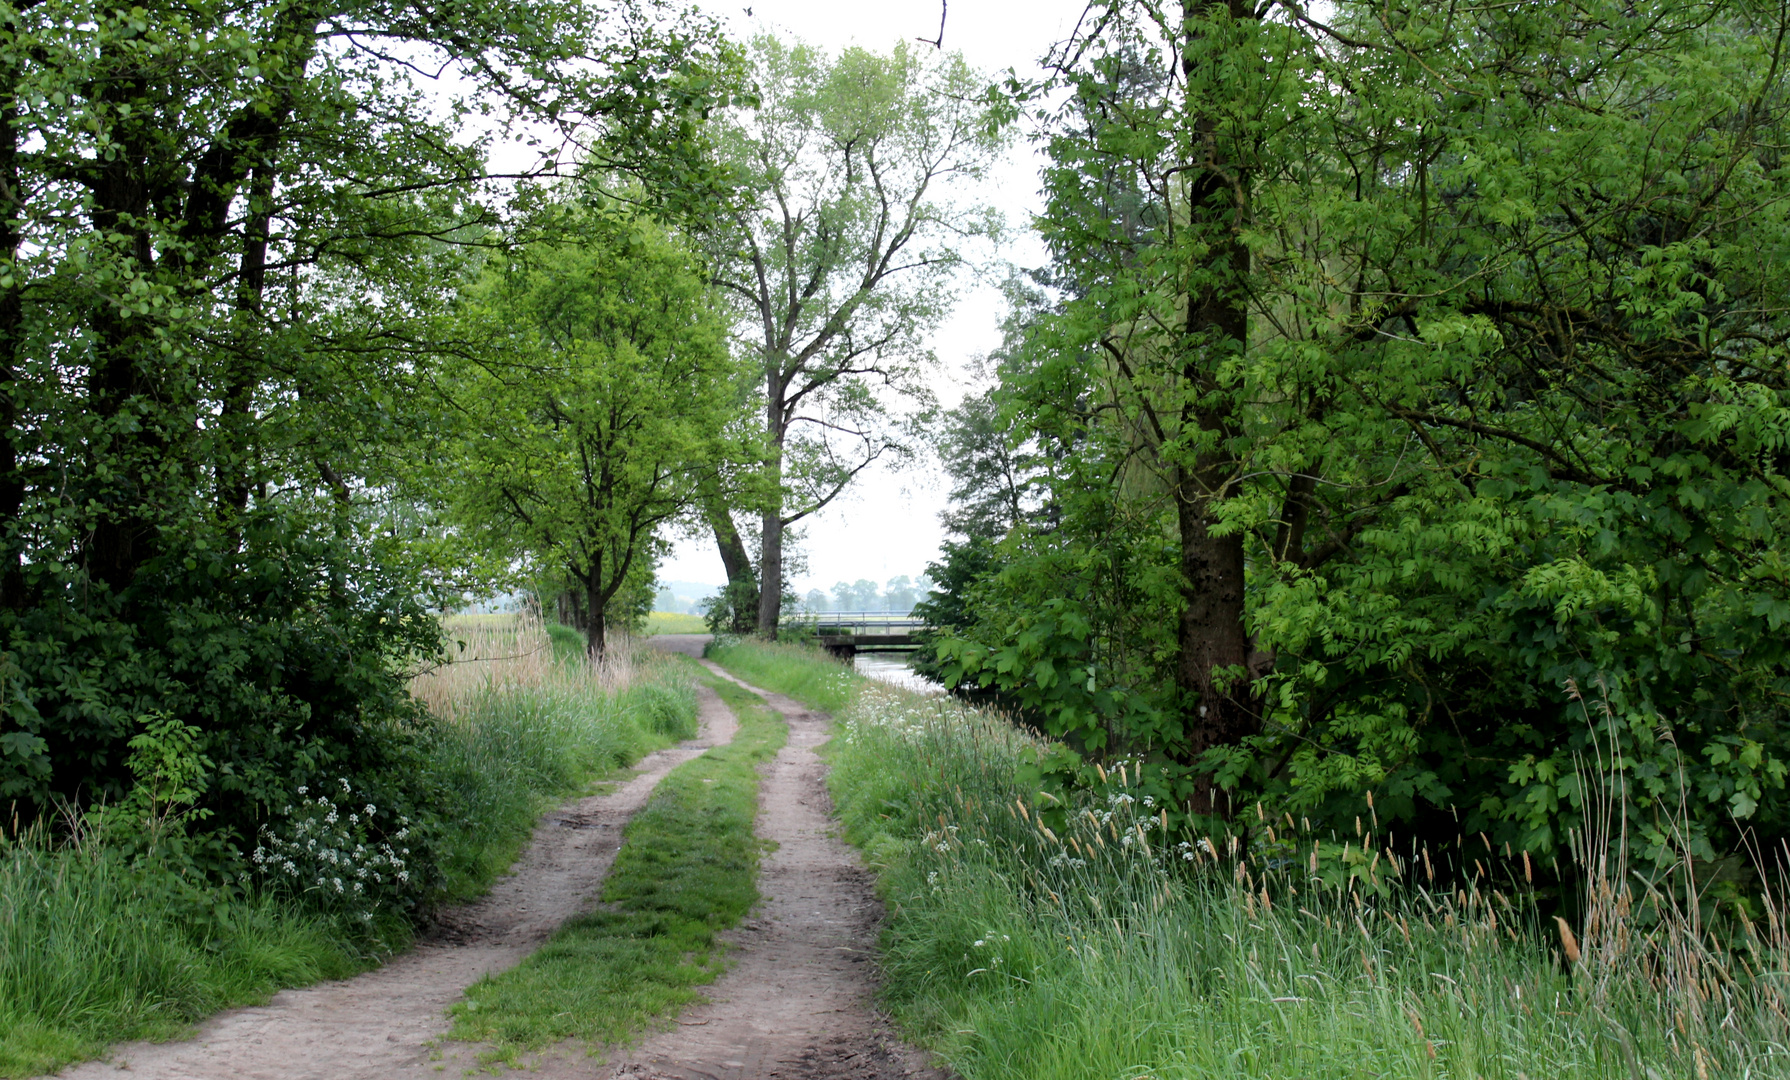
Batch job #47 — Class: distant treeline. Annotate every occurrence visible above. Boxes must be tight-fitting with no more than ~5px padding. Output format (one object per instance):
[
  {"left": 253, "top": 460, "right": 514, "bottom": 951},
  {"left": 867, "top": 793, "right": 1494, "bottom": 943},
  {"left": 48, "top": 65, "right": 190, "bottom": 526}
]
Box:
[{"left": 655, "top": 575, "right": 934, "bottom": 616}]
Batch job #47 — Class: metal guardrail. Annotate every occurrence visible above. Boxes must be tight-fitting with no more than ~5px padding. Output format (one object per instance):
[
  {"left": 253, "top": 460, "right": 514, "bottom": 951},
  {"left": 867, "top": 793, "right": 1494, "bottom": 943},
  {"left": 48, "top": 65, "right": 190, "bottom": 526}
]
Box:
[{"left": 809, "top": 610, "right": 924, "bottom": 634}]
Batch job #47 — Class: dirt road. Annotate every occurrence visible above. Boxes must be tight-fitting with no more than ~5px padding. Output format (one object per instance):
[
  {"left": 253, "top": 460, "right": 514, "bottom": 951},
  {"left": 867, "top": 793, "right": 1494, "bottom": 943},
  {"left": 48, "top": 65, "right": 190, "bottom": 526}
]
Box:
[
  {"left": 49, "top": 638, "right": 948, "bottom": 1079},
  {"left": 602, "top": 653, "right": 948, "bottom": 1080},
  {"left": 50, "top": 688, "right": 736, "bottom": 1080}
]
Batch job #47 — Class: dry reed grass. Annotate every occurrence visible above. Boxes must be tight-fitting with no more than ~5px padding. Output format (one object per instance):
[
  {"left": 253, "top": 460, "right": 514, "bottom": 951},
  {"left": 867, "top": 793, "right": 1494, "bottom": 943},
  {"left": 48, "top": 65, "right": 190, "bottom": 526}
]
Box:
[{"left": 409, "top": 610, "right": 639, "bottom": 720}]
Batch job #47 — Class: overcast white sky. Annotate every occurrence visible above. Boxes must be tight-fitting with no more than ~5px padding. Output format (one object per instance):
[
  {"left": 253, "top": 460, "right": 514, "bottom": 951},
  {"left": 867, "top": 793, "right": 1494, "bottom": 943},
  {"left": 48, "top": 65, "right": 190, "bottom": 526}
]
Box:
[{"left": 656, "top": 0, "right": 1091, "bottom": 596}]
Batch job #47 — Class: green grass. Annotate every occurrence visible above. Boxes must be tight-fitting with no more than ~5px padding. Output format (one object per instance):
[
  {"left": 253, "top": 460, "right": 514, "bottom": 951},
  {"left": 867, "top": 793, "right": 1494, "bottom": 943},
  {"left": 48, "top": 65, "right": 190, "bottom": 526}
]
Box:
[
  {"left": 701, "top": 641, "right": 1790, "bottom": 1080},
  {"left": 704, "top": 639, "right": 858, "bottom": 714},
  {"left": 445, "top": 662, "right": 786, "bottom": 1063},
  {"left": 0, "top": 650, "right": 701, "bottom": 1078},
  {"left": 644, "top": 611, "right": 709, "bottom": 635},
  {"left": 0, "top": 841, "right": 365, "bottom": 1077}
]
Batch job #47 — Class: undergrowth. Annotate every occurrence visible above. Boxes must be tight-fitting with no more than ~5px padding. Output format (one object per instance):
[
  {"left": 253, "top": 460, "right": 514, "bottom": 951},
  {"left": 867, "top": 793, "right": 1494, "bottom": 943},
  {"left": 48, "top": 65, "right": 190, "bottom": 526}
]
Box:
[
  {"left": 714, "top": 639, "right": 1790, "bottom": 1080},
  {"left": 446, "top": 662, "right": 785, "bottom": 1063},
  {"left": 0, "top": 619, "right": 696, "bottom": 1079}
]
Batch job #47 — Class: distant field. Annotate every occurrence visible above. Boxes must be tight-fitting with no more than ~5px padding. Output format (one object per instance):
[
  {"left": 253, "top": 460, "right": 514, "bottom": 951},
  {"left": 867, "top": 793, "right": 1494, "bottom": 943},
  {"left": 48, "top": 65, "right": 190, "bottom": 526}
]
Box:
[{"left": 644, "top": 611, "right": 708, "bottom": 635}]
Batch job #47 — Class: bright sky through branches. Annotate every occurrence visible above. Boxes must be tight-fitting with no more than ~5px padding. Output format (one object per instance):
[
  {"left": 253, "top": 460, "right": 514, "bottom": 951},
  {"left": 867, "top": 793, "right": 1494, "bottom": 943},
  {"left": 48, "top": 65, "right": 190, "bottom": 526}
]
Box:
[{"left": 658, "top": 0, "right": 1090, "bottom": 596}]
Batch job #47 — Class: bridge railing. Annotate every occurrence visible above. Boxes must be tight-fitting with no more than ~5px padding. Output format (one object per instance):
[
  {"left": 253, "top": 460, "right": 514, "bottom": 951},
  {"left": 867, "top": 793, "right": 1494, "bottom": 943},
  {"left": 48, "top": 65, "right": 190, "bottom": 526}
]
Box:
[{"left": 808, "top": 610, "right": 925, "bottom": 634}]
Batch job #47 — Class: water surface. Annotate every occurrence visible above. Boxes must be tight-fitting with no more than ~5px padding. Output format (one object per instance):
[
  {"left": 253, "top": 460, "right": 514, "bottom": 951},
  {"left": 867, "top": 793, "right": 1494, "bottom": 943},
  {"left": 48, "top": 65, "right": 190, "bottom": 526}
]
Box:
[{"left": 852, "top": 652, "right": 943, "bottom": 695}]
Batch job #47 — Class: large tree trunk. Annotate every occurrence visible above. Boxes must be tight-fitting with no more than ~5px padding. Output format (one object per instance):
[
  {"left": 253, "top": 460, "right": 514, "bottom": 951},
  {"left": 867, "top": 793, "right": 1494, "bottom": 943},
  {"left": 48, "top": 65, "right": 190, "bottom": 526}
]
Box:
[
  {"left": 756, "top": 502, "right": 783, "bottom": 637},
  {"left": 703, "top": 488, "right": 757, "bottom": 633},
  {"left": 1175, "top": 470, "right": 1254, "bottom": 816},
  {"left": 0, "top": 58, "right": 25, "bottom": 612},
  {"left": 1172, "top": 0, "right": 1260, "bottom": 816},
  {"left": 757, "top": 372, "right": 786, "bottom": 638},
  {"left": 220, "top": 164, "right": 274, "bottom": 532}
]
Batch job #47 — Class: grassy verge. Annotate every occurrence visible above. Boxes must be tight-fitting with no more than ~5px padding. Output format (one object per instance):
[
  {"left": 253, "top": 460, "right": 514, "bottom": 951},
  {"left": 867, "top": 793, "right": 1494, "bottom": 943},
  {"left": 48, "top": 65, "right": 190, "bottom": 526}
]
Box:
[
  {"left": 420, "top": 647, "right": 699, "bottom": 903},
  {"left": 0, "top": 625, "right": 697, "bottom": 1079},
  {"left": 705, "top": 639, "right": 858, "bottom": 714},
  {"left": 445, "top": 662, "right": 786, "bottom": 1064},
  {"left": 712, "top": 640, "right": 1790, "bottom": 1079},
  {"left": 0, "top": 846, "right": 364, "bottom": 1076}
]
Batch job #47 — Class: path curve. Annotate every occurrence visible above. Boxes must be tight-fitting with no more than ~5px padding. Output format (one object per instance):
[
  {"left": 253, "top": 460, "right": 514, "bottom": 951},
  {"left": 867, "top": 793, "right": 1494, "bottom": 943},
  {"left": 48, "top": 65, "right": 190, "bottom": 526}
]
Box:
[
  {"left": 605, "top": 651, "right": 951, "bottom": 1080},
  {"left": 50, "top": 687, "right": 738, "bottom": 1080}
]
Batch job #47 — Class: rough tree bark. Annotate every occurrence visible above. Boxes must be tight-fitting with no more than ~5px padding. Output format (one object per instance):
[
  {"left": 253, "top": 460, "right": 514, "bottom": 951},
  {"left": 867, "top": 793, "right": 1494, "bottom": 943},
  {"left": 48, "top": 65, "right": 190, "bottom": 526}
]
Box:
[{"left": 1171, "top": 0, "right": 1261, "bottom": 816}]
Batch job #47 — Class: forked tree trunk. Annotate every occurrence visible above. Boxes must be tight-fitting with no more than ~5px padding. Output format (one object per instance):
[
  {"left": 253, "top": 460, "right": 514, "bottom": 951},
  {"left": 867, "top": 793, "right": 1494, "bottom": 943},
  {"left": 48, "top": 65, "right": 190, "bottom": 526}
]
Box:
[
  {"left": 704, "top": 489, "right": 757, "bottom": 633},
  {"left": 757, "top": 382, "right": 786, "bottom": 639}
]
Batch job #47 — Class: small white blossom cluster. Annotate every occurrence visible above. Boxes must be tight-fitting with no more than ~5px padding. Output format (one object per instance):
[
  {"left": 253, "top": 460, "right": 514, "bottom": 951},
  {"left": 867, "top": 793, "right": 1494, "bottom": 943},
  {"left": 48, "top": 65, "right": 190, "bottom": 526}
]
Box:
[
  {"left": 253, "top": 776, "right": 416, "bottom": 925},
  {"left": 1175, "top": 837, "right": 1216, "bottom": 863}
]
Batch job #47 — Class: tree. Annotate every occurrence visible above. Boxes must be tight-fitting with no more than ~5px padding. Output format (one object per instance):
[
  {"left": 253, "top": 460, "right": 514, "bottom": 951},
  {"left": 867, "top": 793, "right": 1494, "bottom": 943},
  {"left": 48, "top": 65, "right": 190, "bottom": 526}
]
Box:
[
  {"left": 706, "top": 35, "right": 1008, "bottom": 636},
  {"left": 944, "top": 0, "right": 1790, "bottom": 858},
  {"left": 444, "top": 214, "right": 736, "bottom": 656},
  {"left": 0, "top": 0, "right": 731, "bottom": 827},
  {"left": 884, "top": 575, "right": 917, "bottom": 613}
]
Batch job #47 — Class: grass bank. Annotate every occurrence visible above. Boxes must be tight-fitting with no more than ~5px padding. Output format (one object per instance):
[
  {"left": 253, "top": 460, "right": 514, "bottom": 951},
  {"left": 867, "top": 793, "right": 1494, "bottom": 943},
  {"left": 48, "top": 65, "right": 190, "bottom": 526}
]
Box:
[
  {"left": 0, "top": 620, "right": 696, "bottom": 1078},
  {"left": 711, "top": 640, "right": 1790, "bottom": 1079},
  {"left": 447, "top": 663, "right": 786, "bottom": 1064},
  {"left": 705, "top": 638, "right": 858, "bottom": 714}
]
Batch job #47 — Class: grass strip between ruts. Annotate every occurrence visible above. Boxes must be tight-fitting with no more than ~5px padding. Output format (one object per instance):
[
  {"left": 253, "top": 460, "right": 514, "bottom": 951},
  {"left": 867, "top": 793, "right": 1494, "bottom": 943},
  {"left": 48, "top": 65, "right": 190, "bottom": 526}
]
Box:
[
  {"left": 444, "top": 661, "right": 785, "bottom": 1065},
  {"left": 704, "top": 639, "right": 861, "bottom": 715}
]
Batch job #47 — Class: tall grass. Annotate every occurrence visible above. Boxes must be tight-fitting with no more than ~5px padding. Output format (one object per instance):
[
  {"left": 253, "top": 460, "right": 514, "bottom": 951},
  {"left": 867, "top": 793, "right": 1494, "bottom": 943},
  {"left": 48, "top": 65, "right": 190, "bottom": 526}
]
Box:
[
  {"left": 711, "top": 641, "right": 1790, "bottom": 1079},
  {"left": 0, "top": 613, "right": 697, "bottom": 1078},
  {"left": 0, "top": 831, "right": 362, "bottom": 1076},
  {"left": 414, "top": 615, "right": 698, "bottom": 900}
]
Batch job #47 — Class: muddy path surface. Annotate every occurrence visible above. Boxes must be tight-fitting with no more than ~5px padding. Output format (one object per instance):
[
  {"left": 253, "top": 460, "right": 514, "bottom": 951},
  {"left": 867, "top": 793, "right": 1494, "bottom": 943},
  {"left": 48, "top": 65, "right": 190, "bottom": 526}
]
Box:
[
  {"left": 599, "top": 648, "right": 951, "bottom": 1080},
  {"left": 50, "top": 688, "right": 738, "bottom": 1080}
]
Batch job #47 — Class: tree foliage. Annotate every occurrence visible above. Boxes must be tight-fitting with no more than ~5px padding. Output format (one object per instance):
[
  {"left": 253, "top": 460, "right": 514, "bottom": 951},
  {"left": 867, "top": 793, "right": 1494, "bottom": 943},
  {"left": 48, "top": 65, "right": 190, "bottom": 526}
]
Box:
[
  {"left": 0, "top": 0, "right": 731, "bottom": 850},
  {"left": 937, "top": 0, "right": 1790, "bottom": 866},
  {"left": 441, "top": 212, "right": 738, "bottom": 656},
  {"left": 704, "top": 35, "right": 1008, "bottom": 635}
]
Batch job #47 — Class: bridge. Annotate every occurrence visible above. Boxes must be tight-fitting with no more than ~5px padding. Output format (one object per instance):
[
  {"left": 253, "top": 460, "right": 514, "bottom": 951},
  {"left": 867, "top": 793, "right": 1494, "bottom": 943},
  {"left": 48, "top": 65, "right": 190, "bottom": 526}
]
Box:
[{"left": 809, "top": 611, "right": 925, "bottom": 658}]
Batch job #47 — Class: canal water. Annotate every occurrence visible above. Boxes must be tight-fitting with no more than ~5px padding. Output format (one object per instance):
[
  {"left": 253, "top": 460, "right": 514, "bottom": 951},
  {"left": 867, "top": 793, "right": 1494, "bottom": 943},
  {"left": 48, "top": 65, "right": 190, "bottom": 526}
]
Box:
[{"left": 852, "top": 652, "right": 944, "bottom": 695}]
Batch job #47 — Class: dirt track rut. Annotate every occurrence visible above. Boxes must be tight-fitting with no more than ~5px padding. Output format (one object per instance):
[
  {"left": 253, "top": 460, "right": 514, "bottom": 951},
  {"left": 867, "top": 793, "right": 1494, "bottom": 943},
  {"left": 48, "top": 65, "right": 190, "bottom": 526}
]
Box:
[
  {"left": 600, "top": 648, "right": 949, "bottom": 1080},
  {"left": 51, "top": 638, "right": 949, "bottom": 1080}
]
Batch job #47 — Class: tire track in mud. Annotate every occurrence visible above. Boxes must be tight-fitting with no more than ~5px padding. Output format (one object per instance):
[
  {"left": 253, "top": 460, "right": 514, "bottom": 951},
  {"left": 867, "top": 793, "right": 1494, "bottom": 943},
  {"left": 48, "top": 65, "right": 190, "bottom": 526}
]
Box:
[{"left": 50, "top": 685, "right": 738, "bottom": 1080}]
